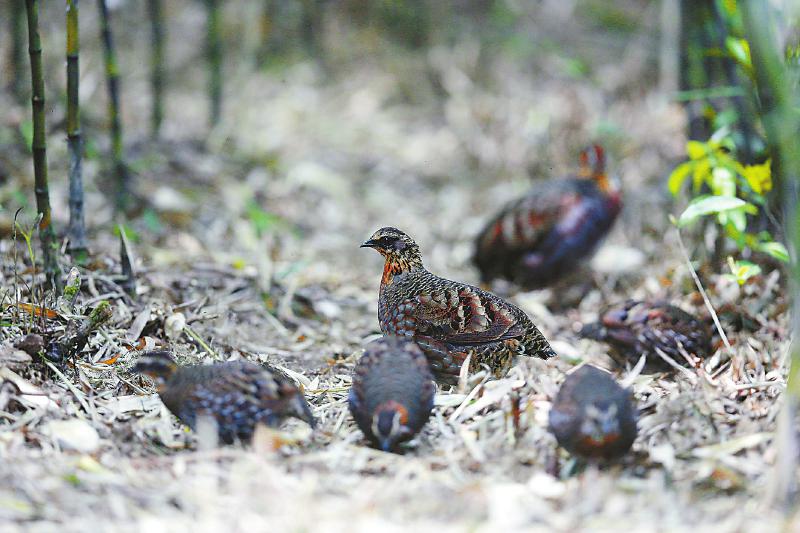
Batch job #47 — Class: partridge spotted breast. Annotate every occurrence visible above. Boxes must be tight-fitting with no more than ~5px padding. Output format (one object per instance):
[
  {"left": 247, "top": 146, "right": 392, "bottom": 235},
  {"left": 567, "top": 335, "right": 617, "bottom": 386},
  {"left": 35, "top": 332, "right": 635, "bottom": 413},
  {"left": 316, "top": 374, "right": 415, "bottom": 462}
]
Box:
[
  {"left": 580, "top": 300, "right": 711, "bottom": 372},
  {"left": 349, "top": 337, "right": 435, "bottom": 452},
  {"left": 134, "top": 351, "right": 315, "bottom": 444},
  {"left": 474, "top": 145, "right": 622, "bottom": 289},
  {"left": 549, "top": 364, "right": 637, "bottom": 460},
  {"left": 362, "top": 227, "right": 555, "bottom": 383}
]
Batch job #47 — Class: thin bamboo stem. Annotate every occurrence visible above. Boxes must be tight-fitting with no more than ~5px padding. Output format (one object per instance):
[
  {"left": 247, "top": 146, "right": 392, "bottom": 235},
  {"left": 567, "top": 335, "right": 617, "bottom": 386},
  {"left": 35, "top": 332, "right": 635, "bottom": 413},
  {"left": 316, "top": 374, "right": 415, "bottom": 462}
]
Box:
[
  {"left": 257, "top": 0, "right": 275, "bottom": 65},
  {"left": 66, "top": 0, "right": 88, "bottom": 261},
  {"left": 10, "top": 1, "right": 27, "bottom": 101},
  {"left": 300, "top": 0, "right": 324, "bottom": 61},
  {"left": 97, "top": 0, "right": 129, "bottom": 209},
  {"left": 147, "top": 0, "right": 164, "bottom": 138},
  {"left": 204, "top": 0, "right": 222, "bottom": 127},
  {"left": 741, "top": 0, "right": 800, "bottom": 508},
  {"left": 710, "top": 1, "right": 754, "bottom": 164},
  {"left": 25, "top": 0, "right": 60, "bottom": 290}
]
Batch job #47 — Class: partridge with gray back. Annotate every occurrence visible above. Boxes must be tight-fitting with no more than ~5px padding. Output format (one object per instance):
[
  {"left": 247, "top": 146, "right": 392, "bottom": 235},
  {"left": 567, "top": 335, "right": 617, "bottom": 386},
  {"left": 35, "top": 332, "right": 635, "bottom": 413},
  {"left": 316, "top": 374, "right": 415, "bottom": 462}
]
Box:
[
  {"left": 362, "top": 227, "right": 555, "bottom": 383},
  {"left": 580, "top": 299, "right": 711, "bottom": 372},
  {"left": 474, "top": 145, "right": 622, "bottom": 289},
  {"left": 349, "top": 337, "right": 435, "bottom": 452},
  {"left": 549, "top": 364, "right": 637, "bottom": 460},
  {"left": 134, "top": 350, "right": 315, "bottom": 444}
]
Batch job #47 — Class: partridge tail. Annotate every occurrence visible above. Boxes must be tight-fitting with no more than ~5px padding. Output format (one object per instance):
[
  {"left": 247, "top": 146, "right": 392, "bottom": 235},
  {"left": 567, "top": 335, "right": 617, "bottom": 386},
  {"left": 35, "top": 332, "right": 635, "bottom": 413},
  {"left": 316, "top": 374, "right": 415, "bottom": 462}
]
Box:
[{"left": 525, "top": 327, "right": 557, "bottom": 359}]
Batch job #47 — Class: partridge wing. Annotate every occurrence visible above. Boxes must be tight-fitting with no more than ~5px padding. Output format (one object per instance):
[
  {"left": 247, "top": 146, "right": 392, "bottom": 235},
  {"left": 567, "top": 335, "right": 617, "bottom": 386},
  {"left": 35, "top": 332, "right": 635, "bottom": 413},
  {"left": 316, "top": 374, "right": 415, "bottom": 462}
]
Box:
[
  {"left": 475, "top": 185, "right": 568, "bottom": 262},
  {"left": 414, "top": 286, "right": 524, "bottom": 346}
]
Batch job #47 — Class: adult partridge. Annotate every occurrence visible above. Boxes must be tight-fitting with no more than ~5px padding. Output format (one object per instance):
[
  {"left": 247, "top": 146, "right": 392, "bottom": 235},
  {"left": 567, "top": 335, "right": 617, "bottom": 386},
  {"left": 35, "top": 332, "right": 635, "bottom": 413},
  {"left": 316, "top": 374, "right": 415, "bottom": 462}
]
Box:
[
  {"left": 473, "top": 145, "right": 622, "bottom": 289},
  {"left": 349, "top": 337, "right": 435, "bottom": 452},
  {"left": 134, "top": 350, "right": 315, "bottom": 444},
  {"left": 580, "top": 300, "right": 711, "bottom": 372},
  {"left": 548, "top": 364, "right": 637, "bottom": 460},
  {"left": 362, "top": 227, "right": 555, "bottom": 383}
]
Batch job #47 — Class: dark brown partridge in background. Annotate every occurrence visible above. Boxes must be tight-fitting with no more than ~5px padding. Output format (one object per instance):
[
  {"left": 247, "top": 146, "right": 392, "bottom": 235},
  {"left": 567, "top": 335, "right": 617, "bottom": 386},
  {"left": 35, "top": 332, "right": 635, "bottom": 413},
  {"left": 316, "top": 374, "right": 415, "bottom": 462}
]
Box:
[
  {"left": 134, "top": 351, "right": 315, "bottom": 444},
  {"left": 473, "top": 145, "right": 622, "bottom": 289},
  {"left": 361, "top": 227, "right": 556, "bottom": 384},
  {"left": 580, "top": 300, "right": 711, "bottom": 372},
  {"left": 548, "top": 364, "right": 637, "bottom": 461},
  {"left": 349, "top": 336, "right": 435, "bottom": 452}
]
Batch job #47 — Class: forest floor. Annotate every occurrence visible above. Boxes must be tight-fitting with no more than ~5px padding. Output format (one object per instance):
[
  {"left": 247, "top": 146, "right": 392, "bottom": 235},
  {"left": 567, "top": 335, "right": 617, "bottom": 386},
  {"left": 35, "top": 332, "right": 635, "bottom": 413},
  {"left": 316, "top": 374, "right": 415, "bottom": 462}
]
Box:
[{"left": 0, "top": 4, "right": 797, "bottom": 531}]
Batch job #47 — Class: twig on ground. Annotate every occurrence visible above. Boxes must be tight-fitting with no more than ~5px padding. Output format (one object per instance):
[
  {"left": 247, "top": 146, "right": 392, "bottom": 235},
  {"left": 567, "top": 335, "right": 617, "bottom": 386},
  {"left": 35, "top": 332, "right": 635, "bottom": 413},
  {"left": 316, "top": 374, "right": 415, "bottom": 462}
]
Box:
[{"left": 674, "top": 227, "right": 733, "bottom": 355}]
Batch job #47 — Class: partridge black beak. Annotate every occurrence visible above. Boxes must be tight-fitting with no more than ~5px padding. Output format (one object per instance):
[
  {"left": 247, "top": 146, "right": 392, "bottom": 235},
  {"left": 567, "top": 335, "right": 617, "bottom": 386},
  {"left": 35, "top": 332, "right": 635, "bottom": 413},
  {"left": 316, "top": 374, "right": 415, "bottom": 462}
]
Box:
[{"left": 361, "top": 239, "right": 379, "bottom": 248}]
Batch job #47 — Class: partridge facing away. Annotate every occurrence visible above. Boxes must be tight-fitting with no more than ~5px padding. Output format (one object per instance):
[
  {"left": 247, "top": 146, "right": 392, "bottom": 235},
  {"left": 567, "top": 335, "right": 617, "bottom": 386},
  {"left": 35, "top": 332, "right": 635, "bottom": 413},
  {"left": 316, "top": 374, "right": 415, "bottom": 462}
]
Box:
[
  {"left": 580, "top": 300, "right": 711, "bottom": 372},
  {"left": 349, "top": 336, "right": 435, "bottom": 452},
  {"left": 473, "top": 145, "right": 622, "bottom": 289},
  {"left": 133, "top": 351, "right": 315, "bottom": 444},
  {"left": 548, "top": 364, "right": 637, "bottom": 460},
  {"left": 362, "top": 227, "right": 555, "bottom": 384}
]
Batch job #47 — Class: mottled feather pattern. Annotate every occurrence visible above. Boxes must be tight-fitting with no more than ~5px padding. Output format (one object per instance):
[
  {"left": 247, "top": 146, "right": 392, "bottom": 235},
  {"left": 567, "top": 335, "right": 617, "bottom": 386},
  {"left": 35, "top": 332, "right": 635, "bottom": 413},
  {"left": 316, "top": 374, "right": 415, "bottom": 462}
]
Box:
[
  {"left": 581, "top": 300, "right": 711, "bottom": 371},
  {"left": 364, "top": 227, "right": 555, "bottom": 383},
  {"left": 136, "top": 354, "right": 315, "bottom": 444},
  {"left": 474, "top": 145, "right": 622, "bottom": 289},
  {"left": 349, "top": 337, "right": 435, "bottom": 451},
  {"left": 549, "top": 365, "right": 637, "bottom": 460}
]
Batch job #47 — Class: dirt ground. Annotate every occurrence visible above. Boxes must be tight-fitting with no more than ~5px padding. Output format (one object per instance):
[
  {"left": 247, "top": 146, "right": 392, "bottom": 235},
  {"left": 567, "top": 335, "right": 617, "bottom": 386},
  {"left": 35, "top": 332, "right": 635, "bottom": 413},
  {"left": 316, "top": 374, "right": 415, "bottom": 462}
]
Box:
[{"left": 0, "top": 2, "right": 797, "bottom": 531}]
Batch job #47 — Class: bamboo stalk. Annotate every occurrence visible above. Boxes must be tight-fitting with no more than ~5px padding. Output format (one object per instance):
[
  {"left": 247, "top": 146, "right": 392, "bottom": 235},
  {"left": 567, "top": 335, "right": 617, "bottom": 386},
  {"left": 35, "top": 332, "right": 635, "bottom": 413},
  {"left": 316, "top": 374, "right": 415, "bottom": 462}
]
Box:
[
  {"left": 257, "top": 0, "right": 275, "bottom": 65},
  {"left": 25, "top": 0, "right": 60, "bottom": 290},
  {"left": 300, "top": 0, "right": 324, "bottom": 61},
  {"left": 204, "top": 0, "right": 222, "bottom": 127},
  {"left": 10, "top": 0, "right": 27, "bottom": 101},
  {"left": 710, "top": 1, "right": 754, "bottom": 164},
  {"left": 678, "top": 0, "right": 712, "bottom": 141},
  {"left": 97, "top": 0, "right": 129, "bottom": 209},
  {"left": 740, "top": 0, "right": 800, "bottom": 509},
  {"left": 147, "top": 0, "right": 164, "bottom": 138},
  {"left": 66, "top": 0, "right": 88, "bottom": 261}
]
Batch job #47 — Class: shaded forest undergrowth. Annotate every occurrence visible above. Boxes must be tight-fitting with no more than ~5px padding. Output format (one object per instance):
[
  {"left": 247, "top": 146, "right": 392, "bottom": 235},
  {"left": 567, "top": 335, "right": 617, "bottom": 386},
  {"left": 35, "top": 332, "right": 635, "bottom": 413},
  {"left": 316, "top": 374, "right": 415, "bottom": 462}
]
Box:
[{"left": 0, "top": 2, "right": 795, "bottom": 529}]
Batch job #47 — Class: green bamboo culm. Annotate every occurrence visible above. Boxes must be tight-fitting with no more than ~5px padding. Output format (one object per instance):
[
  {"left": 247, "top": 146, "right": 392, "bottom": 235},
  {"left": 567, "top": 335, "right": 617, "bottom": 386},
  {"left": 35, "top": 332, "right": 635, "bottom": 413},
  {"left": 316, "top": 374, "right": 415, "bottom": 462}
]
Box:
[
  {"left": 66, "top": 0, "right": 88, "bottom": 262},
  {"left": 257, "top": 0, "right": 275, "bottom": 65},
  {"left": 300, "top": 0, "right": 324, "bottom": 61},
  {"left": 147, "top": 0, "right": 165, "bottom": 138},
  {"left": 740, "top": 0, "right": 800, "bottom": 509},
  {"left": 97, "top": 0, "right": 129, "bottom": 209},
  {"left": 25, "top": 0, "right": 61, "bottom": 290},
  {"left": 10, "top": 0, "right": 28, "bottom": 101},
  {"left": 204, "top": 0, "right": 222, "bottom": 127}
]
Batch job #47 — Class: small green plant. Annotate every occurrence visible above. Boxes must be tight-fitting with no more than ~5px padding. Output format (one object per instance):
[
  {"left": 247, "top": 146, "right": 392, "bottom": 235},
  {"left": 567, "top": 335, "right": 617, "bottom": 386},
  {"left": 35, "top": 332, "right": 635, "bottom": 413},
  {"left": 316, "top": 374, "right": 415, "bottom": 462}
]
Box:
[
  {"left": 668, "top": 128, "right": 788, "bottom": 262},
  {"left": 723, "top": 256, "right": 762, "bottom": 285},
  {"left": 246, "top": 200, "right": 295, "bottom": 238}
]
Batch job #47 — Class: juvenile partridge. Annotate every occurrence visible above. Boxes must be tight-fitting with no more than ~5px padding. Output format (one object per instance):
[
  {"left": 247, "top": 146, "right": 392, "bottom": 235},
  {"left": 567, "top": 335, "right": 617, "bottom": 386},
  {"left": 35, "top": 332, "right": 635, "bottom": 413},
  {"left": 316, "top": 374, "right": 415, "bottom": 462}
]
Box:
[
  {"left": 362, "top": 227, "right": 555, "bottom": 383},
  {"left": 548, "top": 364, "right": 637, "bottom": 461},
  {"left": 473, "top": 145, "right": 622, "bottom": 289},
  {"left": 349, "top": 337, "right": 435, "bottom": 452},
  {"left": 580, "top": 300, "right": 711, "bottom": 372},
  {"left": 134, "top": 351, "right": 315, "bottom": 444}
]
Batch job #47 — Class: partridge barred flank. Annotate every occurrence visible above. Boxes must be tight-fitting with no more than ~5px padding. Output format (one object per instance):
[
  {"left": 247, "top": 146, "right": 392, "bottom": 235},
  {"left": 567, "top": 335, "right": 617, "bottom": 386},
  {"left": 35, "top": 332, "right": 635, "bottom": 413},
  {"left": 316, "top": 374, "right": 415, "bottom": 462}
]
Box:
[{"left": 362, "top": 227, "right": 556, "bottom": 383}]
